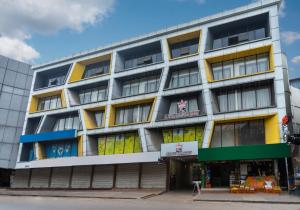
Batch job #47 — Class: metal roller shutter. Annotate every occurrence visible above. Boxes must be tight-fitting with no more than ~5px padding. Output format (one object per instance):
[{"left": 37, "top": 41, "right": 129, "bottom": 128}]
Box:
[
  {"left": 92, "top": 165, "right": 114, "bottom": 189},
  {"left": 141, "top": 163, "right": 167, "bottom": 189},
  {"left": 50, "top": 167, "right": 71, "bottom": 188},
  {"left": 71, "top": 166, "right": 92, "bottom": 188},
  {"left": 11, "top": 169, "right": 30, "bottom": 188},
  {"left": 115, "top": 164, "right": 139, "bottom": 188},
  {"left": 30, "top": 168, "right": 51, "bottom": 188}
]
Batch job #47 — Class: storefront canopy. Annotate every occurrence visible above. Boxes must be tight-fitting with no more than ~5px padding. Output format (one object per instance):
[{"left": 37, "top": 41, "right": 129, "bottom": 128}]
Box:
[{"left": 198, "top": 143, "right": 291, "bottom": 161}]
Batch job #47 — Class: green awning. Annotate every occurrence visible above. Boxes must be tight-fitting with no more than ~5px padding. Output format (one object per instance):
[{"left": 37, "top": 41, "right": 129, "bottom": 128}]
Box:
[{"left": 198, "top": 143, "right": 291, "bottom": 161}]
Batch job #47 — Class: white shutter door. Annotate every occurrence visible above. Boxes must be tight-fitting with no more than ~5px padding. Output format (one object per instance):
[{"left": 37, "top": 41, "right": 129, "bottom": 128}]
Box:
[
  {"left": 71, "top": 166, "right": 92, "bottom": 188},
  {"left": 115, "top": 164, "right": 139, "bottom": 188},
  {"left": 50, "top": 167, "right": 71, "bottom": 188},
  {"left": 11, "top": 169, "right": 30, "bottom": 188},
  {"left": 141, "top": 163, "right": 167, "bottom": 189},
  {"left": 30, "top": 168, "right": 51, "bottom": 188},
  {"left": 92, "top": 165, "right": 114, "bottom": 189}
]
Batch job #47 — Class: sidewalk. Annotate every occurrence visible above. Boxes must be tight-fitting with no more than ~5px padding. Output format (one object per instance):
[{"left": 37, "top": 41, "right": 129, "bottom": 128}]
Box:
[
  {"left": 193, "top": 192, "right": 300, "bottom": 204},
  {"left": 0, "top": 188, "right": 164, "bottom": 199}
]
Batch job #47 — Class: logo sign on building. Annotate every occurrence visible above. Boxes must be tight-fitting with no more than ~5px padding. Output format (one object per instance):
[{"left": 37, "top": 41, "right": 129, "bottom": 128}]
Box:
[{"left": 161, "top": 141, "right": 198, "bottom": 157}]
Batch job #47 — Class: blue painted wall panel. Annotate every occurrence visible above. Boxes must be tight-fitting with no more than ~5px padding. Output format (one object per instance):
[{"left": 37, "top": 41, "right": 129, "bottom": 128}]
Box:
[{"left": 20, "top": 129, "right": 76, "bottom": 143}]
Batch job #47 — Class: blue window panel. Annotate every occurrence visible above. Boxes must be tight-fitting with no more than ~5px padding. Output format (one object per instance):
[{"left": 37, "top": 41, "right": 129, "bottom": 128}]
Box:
[
  {"left": 56, "top": 143, "right": 65, "bottom": 158},
  {"left": 48, "top": 144, "right": 58, "bottom": 158},
  {"left": 44, "top": 140, "right": 78, "bottom": 158},
  {"left": 63, "top": 142, "right": 72, "bottom": 157},
  {"left": 71, "top": 141, "right": 78, "bottom": 156}
]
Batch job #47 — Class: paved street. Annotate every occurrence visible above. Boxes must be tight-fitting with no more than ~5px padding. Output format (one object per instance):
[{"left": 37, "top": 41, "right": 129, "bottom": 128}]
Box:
[{"left": 0, "top": 194, "right": 299, "bottom": 210}]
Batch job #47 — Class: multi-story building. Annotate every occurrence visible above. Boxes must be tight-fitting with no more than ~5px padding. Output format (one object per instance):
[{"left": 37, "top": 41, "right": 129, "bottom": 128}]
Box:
[
  {"left": 12, "top": 0, "right": 295, "bottom": 190},
  {"left": 0, "top": 55, "right": 32, "bottom": 186}
]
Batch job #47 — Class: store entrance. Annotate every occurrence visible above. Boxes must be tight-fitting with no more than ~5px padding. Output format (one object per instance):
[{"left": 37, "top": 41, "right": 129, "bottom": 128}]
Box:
[
  {"left": 209, "top": 162, "right": 235, "bottom": 188},
  {"left": 169, "top": 159, "right": 201, "bottom": 191}
]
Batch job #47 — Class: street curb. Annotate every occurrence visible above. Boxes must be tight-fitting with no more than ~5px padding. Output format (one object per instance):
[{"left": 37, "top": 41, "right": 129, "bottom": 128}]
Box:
[
  {"left": 193, "top": 199, "right": 300, "bottom": 204},
  {"left": 0, "top": 192, "right": 139, "bottom": 200}
]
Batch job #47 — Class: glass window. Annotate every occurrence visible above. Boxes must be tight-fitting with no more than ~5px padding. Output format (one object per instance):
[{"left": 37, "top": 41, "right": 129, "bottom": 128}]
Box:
[
  {"left": 170, "top": 71, "right": 178, "bottom": 88},
  {"left": 44, "top": 98, "right": 50, "bottom": 110},
  {"left": 95, "top": 111, "right": 103, "bottom": 127},
  {"left": 211, "top": 125, "right": 221, "bottom": 147},
  {"left": 169, "top": 101, "right": 177, "bottom": 114},
  {"left": 49, "top": 97, "right": 57, "bottom": 109},
  {"left": 213, "top": 38, "right": 222, "bottom": 49},
  {"left": 139, "top": 79, "right": 147, "bottom": 94},
  {"left": 132, "top": 106, "right": 139, "bottom": 123},
  {"left": 178, "top": 69, "right": 189, "bottom": 87},
  {"left": 65, "top": 117, "right": 73, "bottom": 130},
  {"left": 223, "top": 61, "right": 234, "bottom": 79},
  {"left": 123, "top": 108, "right": 130, "bottom": 124},
  {"left": 83, "top": 61, "right": 110, "bottom": 79},
  {"left": 255, "top": 28, "right": 266, "bottom": 39},
  {"left": 212, "top": 63, "right": 223, "bottom": 80},
  {"left": 147, "top": 77, "right": 158, "bottom": 92},
  {"left": 38, "top": 99, "right": 45, "bottom": 111},
  {"left": 73, "top": 116, "right": 80, "bottom": 130},
  {"left": 98, "top": 89, "right": 106, "bottom": 101},
  {"left": 79, "top": 91, "right": 85, "bottom": 104},
  {"left": 141, "top": 105, "right": 151, "bottom": 122},
  {"left": 188, "top": 98, "right": 198, "bottom": 112},
  {"left": 217, "top": 93, "right": 228, "bottom": 112},
  {"left": 189, "top": 68, "right": 199, "bottom": 85},
  {"left": 91, "top": 88, "right": 98, "bottom": 103},
  {"left": 130, "top": 81, "right": 139, "bottom": 96},
  {"left": 221, "top": 124, "right": 235, "bottom": 147},
  {"left": 256, "top": 87, "right": 271, "bottom": 108},
  {"left": 227, "top": 90, "right": 237, "bottom": 112},
  {"left": 116, "top": 109, "right": 124, "bottom": 125},
  {"left": 58, "top": 118, "right": 65, "bottom": 130},
  {"left": 245, "top": 55, "right": 257, "bottom": 74},
  {"left": 83, "top": 90, "right": 91, "bottom": 104},
  {"left": 122, "top": 83, "right": 131, "bottom": 97},
  {"left": 234, "top": 58, "right": 246, "bottom": 76},
  {"left": 257, "top": 53, "right": 269, "bottom": 72},
  {"left": 242, "top": 88, "right": 256, "bottom": 109},
  {"left": 235, "top": 122, "right": 248, "bottom": 146}
]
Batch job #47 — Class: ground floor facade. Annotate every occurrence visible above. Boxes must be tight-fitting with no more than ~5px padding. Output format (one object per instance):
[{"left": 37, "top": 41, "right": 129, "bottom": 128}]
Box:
[{"left": 11, "top": 162, "right": 167, "bottom": 189}]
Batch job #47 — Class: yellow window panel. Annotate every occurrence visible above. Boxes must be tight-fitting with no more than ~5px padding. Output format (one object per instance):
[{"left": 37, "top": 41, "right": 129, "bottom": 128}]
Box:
[
  {"left": 98, "top": 137, "right": 106, "bottom": 155},
  {"left": 162, "top": 129, "right": 173, "bottom": 143},
  {"left": 124, "top": 133, "right": 135, "bottom": 154},
  {"left": 105, "top": 135, "right": 115, "bottom": 155},
  {"left": 114, "top": 135, "right": 125, "bottom": 154},
  {"left": 183, "top": 127, "right": 196, "bottom": 142},
  {"left": 134, "top": 133, "right": 142, "bottom": 153},
  {"left": 196, "top": 126, "right": 204, "bottom": 149}
]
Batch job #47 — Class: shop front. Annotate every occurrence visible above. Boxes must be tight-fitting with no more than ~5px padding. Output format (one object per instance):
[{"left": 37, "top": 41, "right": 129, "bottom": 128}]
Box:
[
  {"left": 161, "top": 141, "right": 202, "bottom": 191},
  {"left": 160, "top": 125, "right": 204, "bottom": 191},
  {"left": 198, "top": 144, "right": 291, "bottom": 192}
]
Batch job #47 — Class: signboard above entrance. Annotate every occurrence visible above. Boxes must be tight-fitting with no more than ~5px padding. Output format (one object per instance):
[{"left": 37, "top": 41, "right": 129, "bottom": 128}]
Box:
[{"left": 161, "top": 141, "right": 198, "bottom": 157}]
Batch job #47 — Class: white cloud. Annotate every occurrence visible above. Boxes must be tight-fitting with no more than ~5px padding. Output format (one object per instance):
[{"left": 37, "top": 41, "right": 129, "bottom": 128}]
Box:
[
  {"left": 281, "top": 31, "right": 300, "bottom": 45},
  {"left": 292, "top": 56, "right": 300, "bottom": 64},
  {"left": 0, "top": 36, "right": 40, "bottom": 62},
  {"left": 0, "top": 0, "right": 115, "bottom": 62}
]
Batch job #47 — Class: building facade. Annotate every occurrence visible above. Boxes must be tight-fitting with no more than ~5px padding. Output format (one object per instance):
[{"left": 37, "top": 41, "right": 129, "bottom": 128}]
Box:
[
  {"left": 12, "top": 0, "right": 294, "bottom": 190},
  {"left": 0, "top": 55, "right": 32, "bottom": 186}
]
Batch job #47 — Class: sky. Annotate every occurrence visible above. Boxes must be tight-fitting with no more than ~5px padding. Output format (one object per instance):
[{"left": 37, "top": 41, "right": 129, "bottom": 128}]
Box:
[{"left": 0, "top": 0, "right": 299, "bottom": 78}]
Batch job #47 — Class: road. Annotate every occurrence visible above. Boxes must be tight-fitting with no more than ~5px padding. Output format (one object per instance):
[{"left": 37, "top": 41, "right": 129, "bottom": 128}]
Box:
[{"left": 0, "top": 195, "right": 299, "bottom": 210}]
